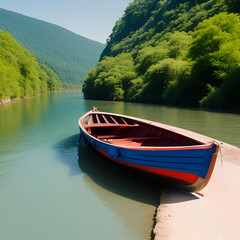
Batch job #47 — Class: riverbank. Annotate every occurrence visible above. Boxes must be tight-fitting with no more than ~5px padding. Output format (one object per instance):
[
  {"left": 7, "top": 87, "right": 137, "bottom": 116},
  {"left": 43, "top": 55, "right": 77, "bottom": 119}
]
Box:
[
  {"left": 0, "top": 98, "right": 21, "bottom": 105},
  {"left": 0, "top": 89, "right": 82, "bottom": 106},
  {"left": 0, "top": 94, "right": 44, "bottom": 105},
  {"left": 153, "top": 141, "right": 240, "bottom": 240}
]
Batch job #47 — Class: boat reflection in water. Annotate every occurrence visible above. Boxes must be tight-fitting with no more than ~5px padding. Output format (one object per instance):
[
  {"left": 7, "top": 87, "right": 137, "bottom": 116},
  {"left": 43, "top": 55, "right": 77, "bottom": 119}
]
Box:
[
  {"left": 56, "top": 133, "right": 161, "bottom": 239},
  {"left": 78, "top": 142, "right": 162, "bottom": 237},
  {"left": 78, "top": 141, "right": 161, "bottom": 206}
]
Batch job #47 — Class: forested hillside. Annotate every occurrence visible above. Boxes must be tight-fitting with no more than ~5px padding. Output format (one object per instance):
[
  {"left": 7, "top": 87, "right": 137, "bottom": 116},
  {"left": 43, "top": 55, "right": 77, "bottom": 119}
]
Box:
[
  {"left": 83, "top": 0, "right": 240, "bottom": 110},
  {"left": 0, "top": 30, "right": 62, "bottom": 100},
  {"left": 0, "top": 8, "right": 105, "bottom": 86}
]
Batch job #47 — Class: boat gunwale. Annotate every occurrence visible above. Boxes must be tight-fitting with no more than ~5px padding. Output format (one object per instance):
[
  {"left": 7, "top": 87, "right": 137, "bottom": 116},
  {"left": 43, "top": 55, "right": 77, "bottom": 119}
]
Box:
[{"left": 78, "top": 110, "right": 215, "bottom": 151}]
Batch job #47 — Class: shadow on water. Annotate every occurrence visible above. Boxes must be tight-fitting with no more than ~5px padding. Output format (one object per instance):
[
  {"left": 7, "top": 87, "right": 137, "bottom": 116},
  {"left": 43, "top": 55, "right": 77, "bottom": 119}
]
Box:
[
  {"left": 56, "top": 134, "right": 161, "bottom": 206},
  {"left": 56, "top": 134, "right": 199, "bottom": 206},
  {"left": 55, "top": 134, "right": 82, "bottom": 176},
  {"left": 78, "top": 141, "right": 162, "bottom": 207}
]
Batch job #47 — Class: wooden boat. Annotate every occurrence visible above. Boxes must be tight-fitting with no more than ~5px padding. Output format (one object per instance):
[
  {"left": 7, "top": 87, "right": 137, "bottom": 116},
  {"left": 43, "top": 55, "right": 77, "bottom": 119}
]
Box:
[{"left": 78, "top": 109, "right": 219, "bottom": 192}]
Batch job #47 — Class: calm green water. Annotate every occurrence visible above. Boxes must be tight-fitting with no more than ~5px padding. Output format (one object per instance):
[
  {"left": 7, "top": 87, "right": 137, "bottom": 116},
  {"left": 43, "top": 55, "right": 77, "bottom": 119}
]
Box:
[{"left": 0, "top": 92, "right": 239, "bottom": 240}]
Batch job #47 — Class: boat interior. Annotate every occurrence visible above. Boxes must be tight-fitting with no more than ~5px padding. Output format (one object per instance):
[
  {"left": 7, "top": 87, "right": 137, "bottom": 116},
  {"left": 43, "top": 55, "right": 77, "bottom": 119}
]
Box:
[{"left": 82, "top": 113, "right": 202, "bottom": 147}]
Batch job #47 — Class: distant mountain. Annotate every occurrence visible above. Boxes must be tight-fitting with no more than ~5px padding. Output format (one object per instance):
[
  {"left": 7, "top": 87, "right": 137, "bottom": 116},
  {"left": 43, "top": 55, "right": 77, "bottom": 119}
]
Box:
[{"left": 0, "top": 8, "right": 105, "bottom": 86}]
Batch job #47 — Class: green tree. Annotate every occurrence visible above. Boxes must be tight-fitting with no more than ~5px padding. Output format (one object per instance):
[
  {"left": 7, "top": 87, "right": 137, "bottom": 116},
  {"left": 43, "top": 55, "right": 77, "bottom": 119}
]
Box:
[
  {"left": 0, "top": 30, "right": 62, "bottom": 100},
  {"left": 83, "top": 53, "right": 137, "bottom": 100},
  {"left": 188, "top": 13, "right": 240, "bottom": 108},
  {"left": 83, "top": 0, "right": 240, "bottom": 110}
]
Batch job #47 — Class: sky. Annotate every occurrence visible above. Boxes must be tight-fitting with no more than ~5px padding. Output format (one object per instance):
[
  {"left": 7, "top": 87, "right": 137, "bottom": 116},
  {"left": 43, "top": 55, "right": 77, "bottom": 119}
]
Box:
[{"left": 0, "top": 0, "right": 133, "bottom": 43}]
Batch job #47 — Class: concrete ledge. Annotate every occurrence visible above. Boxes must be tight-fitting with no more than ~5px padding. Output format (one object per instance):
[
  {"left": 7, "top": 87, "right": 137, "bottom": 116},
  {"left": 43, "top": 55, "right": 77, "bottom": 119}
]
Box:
[{"left": 154, "top": 143, "right": 240, "bottom": 240}]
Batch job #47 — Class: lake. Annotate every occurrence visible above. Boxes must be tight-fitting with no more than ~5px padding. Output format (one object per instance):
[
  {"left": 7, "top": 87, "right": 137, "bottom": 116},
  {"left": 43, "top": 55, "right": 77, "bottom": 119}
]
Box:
[{"left": 0, "top": 92, "right": 239, "bottom": 240}]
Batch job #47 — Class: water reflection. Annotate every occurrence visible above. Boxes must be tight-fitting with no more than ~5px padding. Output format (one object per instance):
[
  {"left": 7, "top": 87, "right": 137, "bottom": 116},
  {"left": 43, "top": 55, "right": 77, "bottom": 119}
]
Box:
[
  {"left": 56, "top": 134, "right": 161, "bottom": 206},
  {"left": 78, "top": 142, "right": 161, "bottom": 206},
  {"left": 55, "top": 134, "right": 82, "bottom": 176},
  {"left": 56, "top": 134, "right": 162, "bottom": 239},
  {"left": 0, "top": 95, "right": 50, "bottom": 156}
]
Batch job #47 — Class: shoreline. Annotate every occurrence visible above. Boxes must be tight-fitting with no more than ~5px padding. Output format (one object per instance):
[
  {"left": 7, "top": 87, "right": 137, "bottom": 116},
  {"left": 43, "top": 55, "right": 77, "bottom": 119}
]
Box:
[
  {"left": 153, "top": 141, "right": 240, "bottom": 240},
  {"left": 0, "top": 90, "right": 82, "bottom": 106},
  {"left": 0, "top": 94, "right": 43, "bottom": 106},
  {"left": 0, "top": 90, "right": 78, "bottom": 106},
  {"left": 0, "top": 98, "right": 22, "bottom": 105}
]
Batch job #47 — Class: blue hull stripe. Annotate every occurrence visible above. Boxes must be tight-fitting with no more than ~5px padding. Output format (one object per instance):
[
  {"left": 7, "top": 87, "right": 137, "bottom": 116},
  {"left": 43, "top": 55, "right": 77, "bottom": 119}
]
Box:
[
  {"left": 123, "top": 154, "right": 206, "bottom": 163},
  {"left": 123, "top": 148, "right": 211, "bottom": 158},
  {"left": 81, "top": 131, "right": 215, "bottom": 179},
  {"left": 118, "top": 155, "right": 205, "bottom": 165}
]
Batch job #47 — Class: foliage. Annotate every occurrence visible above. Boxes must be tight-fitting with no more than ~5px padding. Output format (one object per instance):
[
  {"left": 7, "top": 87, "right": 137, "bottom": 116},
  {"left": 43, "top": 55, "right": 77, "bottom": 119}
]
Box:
[
  {"left": 101, "top": 0, "right": 229, "bottom": 58},
  {"left": 0, "top": 30, "right": 62, "bottom": 100},
  {"left": 83, "top": 53, "right": 137, "bottom": 100},
  {"left": 83, "top": 0, "right": 240, "bottom": 110},
  {"left": 188, "top": 13, "right": 240, "bottom": 107},
  {"left": 0, "top": 8, "right": 105, "bottom": 85}
]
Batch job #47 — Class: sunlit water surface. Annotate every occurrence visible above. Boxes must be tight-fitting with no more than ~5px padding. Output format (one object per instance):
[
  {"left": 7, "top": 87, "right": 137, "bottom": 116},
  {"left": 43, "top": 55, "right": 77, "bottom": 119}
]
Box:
[{"left": 0, "top": 92, "right": 239, "bottom": 240}]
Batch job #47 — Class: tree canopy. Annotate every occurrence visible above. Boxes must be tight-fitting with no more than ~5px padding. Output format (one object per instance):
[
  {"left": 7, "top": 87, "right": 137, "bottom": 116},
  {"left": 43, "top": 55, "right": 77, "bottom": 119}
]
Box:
[
  {"left": 83, "top": 0, "right": 240, "bottom": 110},
  {"left": 0, "top": 30, "right": 62, "bottom": 100}
]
